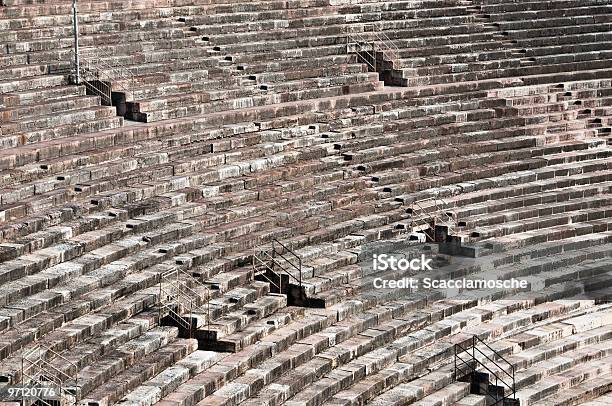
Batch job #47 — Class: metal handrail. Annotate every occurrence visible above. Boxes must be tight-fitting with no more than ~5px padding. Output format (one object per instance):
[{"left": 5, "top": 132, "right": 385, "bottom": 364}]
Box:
[
  {"left": 258, "top": 247, "right": 302, "bottom": 286},
  {"left": 21, "top": 369, "right": 62, "bottom": 388},
  {"left": 22, "top": 345, "right": 79, "bottom": 382},
  {"left": 473, "top": 335, "right": 516, "bottom": 383},
  {"left": 83, "top": 58, "right": 134, "bottom": 89},
  {"left": 159, "top": 301, "right": 192, "bottom": 330},
  {"left": 436, "top": 197, "right": 456, "bottom": 228},
  {"left": 376, "top": 30, "right": 401, "bottom": 59},
  {"left": 253, "top": 239, "right": 304, "bottom": 294},
  {"left": 78, "top": 46, "right": 138, "bottom": 84},
  {"left": 20, "top": 372, "right": 63, "bottom": 406},
  {"left": 71, "top": 47, "right": 137, "bottom": 102},
  {"left": 20, "top": 344, "right": 79, "bottom": 406},
  {"left": 160, "top": 269, "right": 211, "bottom": 306},
  {"left": 162, "top": 268, "right": 211, "bottom": 301},
  {"left": 409, "top": 197, "right": 457, "bottom": 236},
  {"left": 347, "top": 25, "right": 401, "bottom": 70},
  {"left": 79, "top": 46, "right": 138, "bottom": 78},
  {"left": 82, "top": 59, "right": 135, "bottom": 101},
  {"left": 364, "top": 24, "right": 400, "bottom": 65},
  {"left": 459, "top": 337, "right": 516, "bottom": 383},
  {"left": 158, "top": 268, "right": 211, "bottom": 336},
  {"left": 454, "top": 350, "right": 507, "bottom": 405},
  {"left": 67, "top": 4, "right": 136, "bottom": 102},
  {"left": 456, "top": 344, "right": 514, "bottom": 391},
  {"left": 347, "top": 31, "right": 378, "bottom": 71},
  {"left": 253, "top": 262, "right": 282, "bottom": 292},
  {"left": 80, "top": 68, "right": 113, "bottom": 104},
  {"left": 23, "top": 358, "right": 74, "bottom": 383},
  {"left": 454, "top": 336, "right": 517, "bottom": 403},
  {"left": 273, "top": 239, "right": 302, "bottom": 282},
  {"left": 22, "top": 344, "right": 44, "bottom": 359}
]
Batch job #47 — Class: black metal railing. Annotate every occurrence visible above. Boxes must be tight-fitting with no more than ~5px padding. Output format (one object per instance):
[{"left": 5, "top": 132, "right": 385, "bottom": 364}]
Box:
[
  {"left": 158, "top": 268, "right": 211, "bottom": 337},
  {"left": 346, "top": 24, "right": 401, "bottom": 71},
  {"left": 20, "top": 345, "right": 79, "bottom": 406},
  {"left": 407, "top": 197, "right": 457, "bottom": 240},
  {"left": 455, "top": 335, "right": 517, "bottom": 405},
  {"left": 253, "top": 239, "right": 302, "bottom": 294}
]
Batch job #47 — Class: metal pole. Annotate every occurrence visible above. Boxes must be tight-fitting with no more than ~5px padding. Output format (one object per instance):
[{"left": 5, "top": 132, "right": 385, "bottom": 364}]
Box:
[
  {"left": 21, "top": 356, "right": 24, "bottom": 406},
  {"left": 72, "top": 0, "right": 80, "bottom": 84},
  {"left": 159, "top": 280, "right": 163, "bottom": 323},
  {"left": 373, "top": 42, "right": 376, "bottom": 72},
  {"left": 454, "top": 345, "right": 457, "bottom": 381}
]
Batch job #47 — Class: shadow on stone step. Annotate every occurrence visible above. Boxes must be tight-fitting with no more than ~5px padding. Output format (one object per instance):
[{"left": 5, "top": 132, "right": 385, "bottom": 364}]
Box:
[
  {"left": 254, "top": 270, "right": 325, "bottom": 308},
  {"left": 457, "top": 370, "right": 520, "bottom": 406}
]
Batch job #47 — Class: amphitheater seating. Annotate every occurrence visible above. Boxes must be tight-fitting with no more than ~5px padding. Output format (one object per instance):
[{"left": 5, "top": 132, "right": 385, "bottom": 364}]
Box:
[
  {"left": 0, "top": 0, "right": 611, "bottom": 406},
  {"left": 376, "top": 0, "right": 612, "bottom": 88}
]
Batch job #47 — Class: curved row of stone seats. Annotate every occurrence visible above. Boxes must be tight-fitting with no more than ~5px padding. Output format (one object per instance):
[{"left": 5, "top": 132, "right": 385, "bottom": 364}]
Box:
[
  {"left": 121, "top": 57, "right": 381, "bottom": 123},
  {"left": 233, "top": 301, "right": 605, "bottom": 406},
  {"left": 119, "top": 0, "right": 478, "bottom": 120},
  {"left": 64, "top": 155, "right": 608, "bottom": 364},
  {"left": 0, "top": 246, "right": 440, "bottom": 404},
  {"left": 0, "top": 140, "right": 604, "bottom": 396},
  {"left": 0, "top": 0, "right": 223, "bottom": 127},
  {"left": 0, "top": 80, "right": 608, "bottom": 288},
  {"left": 361, "top": 0, "right": 612, "bottom": 88},
  {"left": 0, "top": 2, "right": 194, "bottom": 148},
  {"left": 79, "top": 337, "right": 201, "bottom": 406},
  {"left": 489, "top": 80, "right": 612, "bottom": 144},
  {"left": 453, "top": 307, "right": 612, "bottom": 406},
  {"left": 0, "top": 197, "right": 227, "bottom": 342},
  {"left": 62, "top": 326, "right": 195, "bottom": 397},
  {"left": 0, "top": 254, "right": 223, "bottom": 379},
  {"left": 0, "top": 0, "right": 608, "bottom": 131},
  {"left": 0, "top": 71, "right": 600, "bottom": 186},
  {"left": 0, "top": 4, "right": 609, "bottom": 406},
  {"left": 0, "top": 306, "right": 206, "bottom": 406},
  {"left": 306, "top": 224, "right": 612, "bottom": 310},
  {"left": 0, "top": 209, "right": 282, "bottom": 333},
  {"left": 0, "top": 0, "right": 242, "bottom": 137},
  {"left": 317, "top": 304, "right": 612, "bottom": 406},
  {"left": 2, "top": 0, "right": 382, "bottom": 123},
  {"left": 154, "top": 296, "right": 430, "bottom": 406},
  {"left": 0, "top": 83, "right": 604, "bottom": 239},
  {"left": 107, "top": 349, "right": 226, "bottom": 406},
  {"left": 0, "top": 87, "right": 489, "bottom": 228},
  {"left": 0, "top": 75, "right": 396, "bottom": 174},
  {"left": 0, "top": 69, "right": 123, "bottom": 149},
  {"left": 422, "top": 153, "right": 612, "bottom": 237},
  {"left": 0, "top": 3, "right": 608, "bottom": 368},
  {"left": 161, "top": 296, "right": 489, "bottom": 406},
  {"left": 3, "top": 264, "right": 232, "bottom": 396},
  {"left": 0, "top": 87, "right": 604, "bottom": 376},
  {"left": 173, "top": 0, "right": 487, "bottom": 121},
  {"left": 0, "top": 129, "right": 392, "bottom": 362}
]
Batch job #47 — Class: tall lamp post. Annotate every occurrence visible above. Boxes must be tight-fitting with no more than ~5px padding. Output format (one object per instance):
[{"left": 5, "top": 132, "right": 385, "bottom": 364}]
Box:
[{"left": 72, "top": 0, "right": 80, "bottom": 84}]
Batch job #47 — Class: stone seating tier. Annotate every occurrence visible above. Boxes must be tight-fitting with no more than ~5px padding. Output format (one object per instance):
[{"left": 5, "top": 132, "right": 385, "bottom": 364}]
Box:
[{"left": 0, "top": 1, "right": 611, "bottom": 405}]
